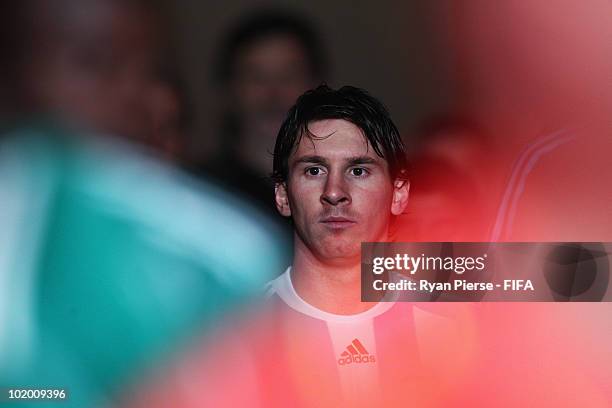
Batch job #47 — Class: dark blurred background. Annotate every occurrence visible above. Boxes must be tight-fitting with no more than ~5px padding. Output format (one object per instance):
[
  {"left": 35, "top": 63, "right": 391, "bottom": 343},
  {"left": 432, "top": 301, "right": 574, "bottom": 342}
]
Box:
[{"left": 160, "top": 1, "right": 455, "bottom": 160}]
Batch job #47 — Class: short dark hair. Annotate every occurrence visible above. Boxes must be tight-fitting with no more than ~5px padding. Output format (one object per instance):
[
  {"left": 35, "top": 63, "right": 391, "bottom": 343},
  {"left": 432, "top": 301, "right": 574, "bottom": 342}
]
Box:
[
  {"left": 215, "top": 10, "right": 328, "bottom": 83},
  {"left": 272, "top": 84, "right": 408, "bottom": 183}
]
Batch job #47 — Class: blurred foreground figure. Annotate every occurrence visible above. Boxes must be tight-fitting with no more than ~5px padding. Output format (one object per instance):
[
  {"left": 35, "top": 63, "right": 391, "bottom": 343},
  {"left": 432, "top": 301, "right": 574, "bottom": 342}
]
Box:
[
  {"left": 0, "top": 1, "right": 287, "bottom": 407},
  {"left": 1, "top": 0, "right": 188, "bottom": 161},
  {"left": 439, "top": 1, "right": 612, "bottom": 405},
  {"left": 445, "top": 0, "right": 612, "bottom": 241},
  {"left": 122, "top": 86, "right": 477, "bottom": 408},
  {"left": 3, "top": 0, "right": 159, "bottom": 140}
]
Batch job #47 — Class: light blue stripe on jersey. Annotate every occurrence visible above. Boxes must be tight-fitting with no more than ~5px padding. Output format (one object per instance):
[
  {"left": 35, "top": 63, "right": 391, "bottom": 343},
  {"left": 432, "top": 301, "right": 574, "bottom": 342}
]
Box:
[{"left": 490, "top": 129, "right": 575, "bottom": 242}]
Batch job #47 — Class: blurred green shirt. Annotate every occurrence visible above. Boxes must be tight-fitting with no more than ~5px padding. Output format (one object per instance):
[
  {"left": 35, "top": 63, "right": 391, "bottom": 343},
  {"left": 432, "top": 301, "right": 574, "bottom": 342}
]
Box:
[{"left": 0, "top": 123, "right": 289, "bottom": 407}]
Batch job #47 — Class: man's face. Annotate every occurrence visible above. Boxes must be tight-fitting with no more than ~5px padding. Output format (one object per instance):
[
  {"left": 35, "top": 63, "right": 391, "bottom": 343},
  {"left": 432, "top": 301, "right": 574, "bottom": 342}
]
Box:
[{"left": 276, "top": 119, "right": 408, "bottom": 265}]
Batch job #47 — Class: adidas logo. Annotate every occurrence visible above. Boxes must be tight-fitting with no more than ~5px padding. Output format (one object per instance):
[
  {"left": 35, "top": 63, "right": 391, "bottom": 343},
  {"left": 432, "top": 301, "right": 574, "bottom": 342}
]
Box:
[{"left": 337, "top": 338, "right": 376, "bottom": 365}]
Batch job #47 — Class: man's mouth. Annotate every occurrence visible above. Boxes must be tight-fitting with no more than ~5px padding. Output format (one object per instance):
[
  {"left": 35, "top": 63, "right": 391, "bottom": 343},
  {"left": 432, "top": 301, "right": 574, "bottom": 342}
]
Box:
[{"left": 320, "top": 216, "right": 357, "bottom": 229}]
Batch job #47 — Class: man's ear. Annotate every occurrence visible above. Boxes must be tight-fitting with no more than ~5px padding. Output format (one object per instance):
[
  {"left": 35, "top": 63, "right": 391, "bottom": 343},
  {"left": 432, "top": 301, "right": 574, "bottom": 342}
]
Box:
[
  {"left": 391, "top": 179, "right": 410, "bottom": 215},
  {"left": 275, "top": 182, "right": 292, "bottom": 217}
]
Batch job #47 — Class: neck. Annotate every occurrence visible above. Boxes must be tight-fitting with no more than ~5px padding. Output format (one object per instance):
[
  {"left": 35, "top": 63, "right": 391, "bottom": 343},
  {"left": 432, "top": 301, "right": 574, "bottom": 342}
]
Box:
[{"left": 291, "top": 238, "right": 375, "bottom": 315}]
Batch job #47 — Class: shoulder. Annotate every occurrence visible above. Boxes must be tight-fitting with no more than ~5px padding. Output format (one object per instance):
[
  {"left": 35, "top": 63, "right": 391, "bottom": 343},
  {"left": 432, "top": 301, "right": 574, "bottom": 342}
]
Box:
[{"left": 264, "top": 267, "right": 291, "bottom": 298}]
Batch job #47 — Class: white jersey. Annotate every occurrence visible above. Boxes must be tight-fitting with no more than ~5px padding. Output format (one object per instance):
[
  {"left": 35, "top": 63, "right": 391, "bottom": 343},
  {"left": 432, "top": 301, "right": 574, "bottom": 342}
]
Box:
[
  {"left": 263, "top": 267, "right": 470, "bottom": 407},
  {"left": 266, "top": 268, "right": 393, "bottom": 403},
  {"left": 124, "top": 268, "right": 476, "bottom": 408}
]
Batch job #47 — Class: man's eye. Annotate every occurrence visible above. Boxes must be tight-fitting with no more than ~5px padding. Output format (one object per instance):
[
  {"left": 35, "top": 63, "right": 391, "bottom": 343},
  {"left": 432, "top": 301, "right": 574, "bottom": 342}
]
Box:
[
  {"left": 306, "top": 167, "right": 322, "bottom": 176},
  {"left": 350, "top": 167, "right": 368, "bottom": 177}
]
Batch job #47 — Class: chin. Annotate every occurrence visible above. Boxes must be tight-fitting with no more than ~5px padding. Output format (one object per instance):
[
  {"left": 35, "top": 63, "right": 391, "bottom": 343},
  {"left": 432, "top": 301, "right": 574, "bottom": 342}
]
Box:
[{"left": 317, "top": 241, "right": 361, "bottom": 264}]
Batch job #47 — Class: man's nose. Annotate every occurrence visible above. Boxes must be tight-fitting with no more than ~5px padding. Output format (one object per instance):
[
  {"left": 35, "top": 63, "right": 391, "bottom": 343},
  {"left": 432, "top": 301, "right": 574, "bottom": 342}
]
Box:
[{"left": 321, "top": 172, "right": 351, "bottom": 206}]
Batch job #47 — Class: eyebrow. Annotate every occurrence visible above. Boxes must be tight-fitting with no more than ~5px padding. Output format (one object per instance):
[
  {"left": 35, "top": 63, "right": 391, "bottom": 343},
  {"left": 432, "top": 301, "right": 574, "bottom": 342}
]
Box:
[
  {"left": 293, "top": 155, "right": 329, "bottom": 166},
  {"left": 292, "top": 155, "right": 381, "bottom": 167},
  {"left": 346, "top": 156, "right": 379, "bottom": 166}
]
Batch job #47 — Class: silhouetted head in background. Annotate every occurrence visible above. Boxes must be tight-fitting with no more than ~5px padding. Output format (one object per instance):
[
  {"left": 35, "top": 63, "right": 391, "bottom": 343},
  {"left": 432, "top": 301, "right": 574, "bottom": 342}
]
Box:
[
  {"left": 394, "top": 116, "right": 491, "bottom": 241},
  {"left": 393, "top": 155, "right": 481, "bottom": 241},
  {"left": 146, "top": 62, "right": 193, "bottom": 162},
  {"left": 215, "top": 10, "right": 328, "bottom": 176},
  {"left": 415, "top": 115, "right": 490, "bottom": 181}
]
